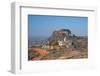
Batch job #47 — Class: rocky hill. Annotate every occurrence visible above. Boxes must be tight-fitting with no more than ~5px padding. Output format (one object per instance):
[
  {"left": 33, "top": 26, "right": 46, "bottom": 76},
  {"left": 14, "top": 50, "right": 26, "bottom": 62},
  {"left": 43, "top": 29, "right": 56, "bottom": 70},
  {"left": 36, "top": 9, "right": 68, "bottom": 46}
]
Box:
[
  {"left": 48, "top": 29, "right": 72, "bottom": 46},
  {"left": 28, "top": 28, "right": 88, "bottom": 60}
]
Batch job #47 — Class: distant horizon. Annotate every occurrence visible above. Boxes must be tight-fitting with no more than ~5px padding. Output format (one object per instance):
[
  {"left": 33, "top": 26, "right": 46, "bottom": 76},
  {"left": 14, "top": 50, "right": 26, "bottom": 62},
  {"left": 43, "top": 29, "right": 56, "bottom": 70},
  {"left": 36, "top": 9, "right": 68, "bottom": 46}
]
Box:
[
  {"left": 28, "top": 34, "right": 88, "bottom": 39},
  {"left": 28, "top": 15, "right": 88, "bottom": 38}
]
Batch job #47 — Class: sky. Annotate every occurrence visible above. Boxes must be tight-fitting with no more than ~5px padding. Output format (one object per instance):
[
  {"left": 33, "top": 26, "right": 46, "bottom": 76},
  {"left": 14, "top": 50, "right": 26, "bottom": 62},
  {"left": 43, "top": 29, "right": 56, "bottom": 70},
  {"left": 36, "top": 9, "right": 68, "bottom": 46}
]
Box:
[{"left": 28, "top": 15, "right": 88, "bottom": 38}]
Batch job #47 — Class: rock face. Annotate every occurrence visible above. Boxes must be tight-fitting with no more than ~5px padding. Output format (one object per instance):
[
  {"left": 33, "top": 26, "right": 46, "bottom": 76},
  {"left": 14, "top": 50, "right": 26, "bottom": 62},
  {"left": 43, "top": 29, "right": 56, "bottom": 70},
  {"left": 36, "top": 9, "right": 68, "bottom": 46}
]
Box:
[
  {"left": 48, "top": 29, "right": 72, "bottom": 48},
  {"left": 47, "top": 29, "right": 88, "bottom": 50}
]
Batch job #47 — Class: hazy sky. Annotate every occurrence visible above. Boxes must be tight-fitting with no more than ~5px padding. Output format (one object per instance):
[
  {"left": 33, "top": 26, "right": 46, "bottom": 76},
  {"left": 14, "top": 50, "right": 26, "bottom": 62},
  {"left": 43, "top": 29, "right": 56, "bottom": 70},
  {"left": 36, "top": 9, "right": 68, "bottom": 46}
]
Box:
[{"left": 28, "top": 15, "right": 88, "bottom": 38}]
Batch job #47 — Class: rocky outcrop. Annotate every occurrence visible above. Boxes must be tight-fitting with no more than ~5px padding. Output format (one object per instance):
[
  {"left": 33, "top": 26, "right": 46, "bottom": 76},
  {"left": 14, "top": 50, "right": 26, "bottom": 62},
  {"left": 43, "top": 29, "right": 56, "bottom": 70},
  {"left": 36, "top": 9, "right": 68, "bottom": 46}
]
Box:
[
  {"left": 48, "top": 29, "right": 72, "bottom": 47},
  {"left": 72, "top": 38, "right": 88, "bottom": 49}
]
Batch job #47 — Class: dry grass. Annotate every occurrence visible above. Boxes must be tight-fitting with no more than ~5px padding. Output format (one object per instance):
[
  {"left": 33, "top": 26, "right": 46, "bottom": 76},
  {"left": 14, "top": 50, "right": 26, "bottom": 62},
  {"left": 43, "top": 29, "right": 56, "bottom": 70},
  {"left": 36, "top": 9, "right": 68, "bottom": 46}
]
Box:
[{"left": 28, "top": 47, "right": 88, "bottom": 60}]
